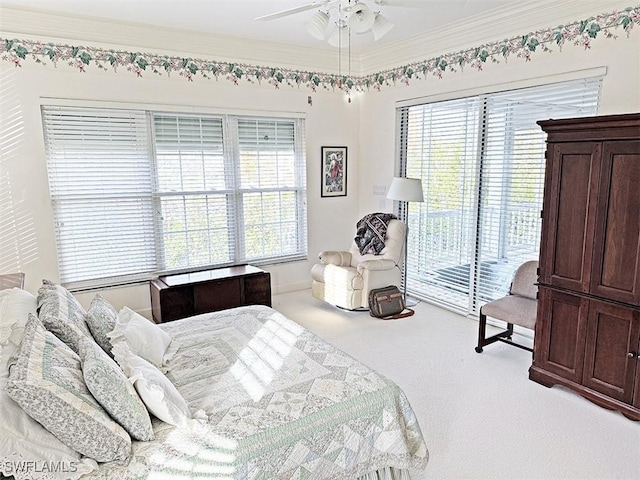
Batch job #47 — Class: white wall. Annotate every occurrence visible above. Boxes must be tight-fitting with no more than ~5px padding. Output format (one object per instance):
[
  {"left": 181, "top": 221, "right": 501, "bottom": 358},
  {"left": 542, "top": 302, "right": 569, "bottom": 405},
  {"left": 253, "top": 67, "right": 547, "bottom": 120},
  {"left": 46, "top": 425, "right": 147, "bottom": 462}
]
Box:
[
  {"left": 358, "top": 32, "right": 640, "bottom": 216},
  {"left": 0, "top": 61, "right": 361, "bottom": 315},
  {"left": 1, "top": 5, "right": 638, "bottom": 317}
]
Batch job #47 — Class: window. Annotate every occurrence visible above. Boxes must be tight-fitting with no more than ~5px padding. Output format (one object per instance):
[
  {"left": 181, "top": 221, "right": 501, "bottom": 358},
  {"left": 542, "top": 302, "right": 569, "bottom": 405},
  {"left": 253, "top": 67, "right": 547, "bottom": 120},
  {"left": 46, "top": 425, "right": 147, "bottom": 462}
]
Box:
[
  {"left": 43, "top": 106, "right": 306, "bottom": 288},
  {"left": 398, "top": 77, "right": 601, "bottom": 315}
]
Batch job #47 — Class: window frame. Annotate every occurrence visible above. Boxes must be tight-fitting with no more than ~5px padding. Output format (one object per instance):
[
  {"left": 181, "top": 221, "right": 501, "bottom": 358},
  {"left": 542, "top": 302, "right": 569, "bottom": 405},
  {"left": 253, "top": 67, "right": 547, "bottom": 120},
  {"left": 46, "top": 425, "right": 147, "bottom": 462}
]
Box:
[
  {"left": 42, "top": 102, "right": 307, "bottom": 290},
  {"left": 396, "top": 76, "right": 602, "bottom": 316}
]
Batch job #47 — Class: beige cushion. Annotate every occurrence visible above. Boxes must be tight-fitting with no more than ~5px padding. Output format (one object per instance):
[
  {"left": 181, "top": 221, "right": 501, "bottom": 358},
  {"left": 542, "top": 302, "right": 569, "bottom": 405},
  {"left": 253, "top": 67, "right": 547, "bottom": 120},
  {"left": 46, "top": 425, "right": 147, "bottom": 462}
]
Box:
[
  {"left": 481, "top": 295, "right": 537, "bottom": 330},
  {"left": 318, "top": 250, "right": 352, "bottom": 266},
  {"left": 511, "top": 260, "right": 538, "bottom": 299},
  {"left": 311, "top": 264, "right": 363, "bottom": 290}
]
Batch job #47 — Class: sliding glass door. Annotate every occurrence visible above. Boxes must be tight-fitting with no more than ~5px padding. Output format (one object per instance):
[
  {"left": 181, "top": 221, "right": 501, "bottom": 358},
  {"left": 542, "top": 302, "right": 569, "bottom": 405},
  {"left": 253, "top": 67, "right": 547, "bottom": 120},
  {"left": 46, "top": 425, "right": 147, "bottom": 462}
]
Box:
[{"left": 399, "top": 78, "right": 601, "bottom": 315}]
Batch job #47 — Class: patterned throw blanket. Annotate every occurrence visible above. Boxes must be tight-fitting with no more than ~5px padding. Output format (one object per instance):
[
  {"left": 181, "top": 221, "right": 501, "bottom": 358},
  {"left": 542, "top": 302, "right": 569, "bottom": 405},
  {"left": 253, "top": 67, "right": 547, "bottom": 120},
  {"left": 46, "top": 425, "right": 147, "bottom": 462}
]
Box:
[
  {"left": 354, "top": 212, "right": 397, "bottom": 255},
  {"left": 80, "top": 305, "right": 429, "bottom": 479}
]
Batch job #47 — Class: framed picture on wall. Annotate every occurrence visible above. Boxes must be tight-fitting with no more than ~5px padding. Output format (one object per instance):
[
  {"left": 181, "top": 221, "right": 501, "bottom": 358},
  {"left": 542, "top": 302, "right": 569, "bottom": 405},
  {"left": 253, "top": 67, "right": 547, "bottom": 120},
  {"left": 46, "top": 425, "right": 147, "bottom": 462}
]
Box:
[{"left": 321, "top": 146, "right": 347, "bottom": 197}]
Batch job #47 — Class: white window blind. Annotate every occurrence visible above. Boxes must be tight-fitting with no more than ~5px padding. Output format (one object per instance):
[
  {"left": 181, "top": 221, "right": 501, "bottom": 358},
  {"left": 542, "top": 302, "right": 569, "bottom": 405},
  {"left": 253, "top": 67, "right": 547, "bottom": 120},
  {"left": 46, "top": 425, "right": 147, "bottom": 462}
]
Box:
[
  {"left": 43, "top": 106, "right": 306, "bottom": 289},
  {"left": 399, "top": 77, "right": 602, "bottom": 314},
  {"left": 43, "top": 106, "right": 157, "bottom": 286},
  {"left": 236, "top": 118, "right": 307, "bottom": 262},
  {"left": 153, "top": 114, "right": 231, "bottom": 270}
]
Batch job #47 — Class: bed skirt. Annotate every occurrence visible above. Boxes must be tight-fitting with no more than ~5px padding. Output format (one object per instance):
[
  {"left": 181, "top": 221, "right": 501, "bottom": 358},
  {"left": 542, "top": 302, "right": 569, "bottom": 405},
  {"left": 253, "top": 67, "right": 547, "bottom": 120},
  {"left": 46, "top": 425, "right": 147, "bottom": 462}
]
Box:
[{"left": 359, "top": 466, "right": 412, "bottom": 480}]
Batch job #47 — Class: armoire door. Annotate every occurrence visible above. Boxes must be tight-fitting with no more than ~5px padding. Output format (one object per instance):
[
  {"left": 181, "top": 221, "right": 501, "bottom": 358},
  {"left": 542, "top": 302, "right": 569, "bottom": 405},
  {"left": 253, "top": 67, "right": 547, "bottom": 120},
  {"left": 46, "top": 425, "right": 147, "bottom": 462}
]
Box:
[
  {"left": 634, "top": 348, "right": 640, "bottom": 409},
  {"left": 590, "top": 140, "right": 640, "bottom": 306},
  {"left": 540, "top": 142, "right": 601, "bottom": 293},
  {"left": 582, "top": 299, "right": 640, "bottom": 404},
  {"left": 534, "top": 287, "right": 590, "bottom": 384}
]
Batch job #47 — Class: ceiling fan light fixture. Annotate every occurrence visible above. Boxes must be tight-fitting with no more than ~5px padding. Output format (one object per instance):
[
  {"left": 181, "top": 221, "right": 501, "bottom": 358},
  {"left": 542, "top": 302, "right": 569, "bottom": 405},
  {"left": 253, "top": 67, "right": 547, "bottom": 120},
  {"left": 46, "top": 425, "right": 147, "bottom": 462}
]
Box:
[
  {"left": 305, "top": 10, "right": 330, "bottom": 40},
  {"left": 347, "top": 3, "right": 375, "bottom": 33},
  {"left": 371, "top": 13, "right": 394, "bottom": 41}
]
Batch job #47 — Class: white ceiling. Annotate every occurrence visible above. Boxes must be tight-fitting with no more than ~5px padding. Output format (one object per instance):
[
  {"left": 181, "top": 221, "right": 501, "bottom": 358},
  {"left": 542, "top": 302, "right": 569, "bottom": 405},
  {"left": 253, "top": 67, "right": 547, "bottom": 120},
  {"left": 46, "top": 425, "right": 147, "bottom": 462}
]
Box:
[{"left": 0, "top": 0, "right": 523, "bottom": 53}]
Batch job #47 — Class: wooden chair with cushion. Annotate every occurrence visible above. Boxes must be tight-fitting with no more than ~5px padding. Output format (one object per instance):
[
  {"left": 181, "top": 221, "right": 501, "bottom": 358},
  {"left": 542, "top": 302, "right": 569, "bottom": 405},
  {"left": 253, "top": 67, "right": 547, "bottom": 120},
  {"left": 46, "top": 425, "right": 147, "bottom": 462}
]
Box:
[{"left": 475, "top": 260, "right": 538, "bottom": 353}]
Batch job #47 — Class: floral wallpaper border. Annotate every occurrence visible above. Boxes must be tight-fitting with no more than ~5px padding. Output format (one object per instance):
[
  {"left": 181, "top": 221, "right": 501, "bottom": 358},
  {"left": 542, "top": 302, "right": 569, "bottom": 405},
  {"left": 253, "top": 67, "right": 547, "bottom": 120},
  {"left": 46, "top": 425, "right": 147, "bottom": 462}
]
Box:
[{"left": 1, "top": 6, "right": 638, "bottom": 93}]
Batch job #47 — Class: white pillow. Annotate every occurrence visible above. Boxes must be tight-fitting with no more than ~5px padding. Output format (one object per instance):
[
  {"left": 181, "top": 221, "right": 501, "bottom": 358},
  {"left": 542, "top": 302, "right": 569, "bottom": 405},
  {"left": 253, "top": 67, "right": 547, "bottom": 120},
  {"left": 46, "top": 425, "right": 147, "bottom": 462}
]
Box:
[
  {"left": 112, "top": 343, "right": 191, "bottom": 427},
  {"left": 108, "top": 307, "right": 173, "bottom": 367},
  {"left": 0, "top": 288, "right": 36, "bottom": 347},
  {"left": 0, "top": 290, "right": 97, "bottom": 480}
]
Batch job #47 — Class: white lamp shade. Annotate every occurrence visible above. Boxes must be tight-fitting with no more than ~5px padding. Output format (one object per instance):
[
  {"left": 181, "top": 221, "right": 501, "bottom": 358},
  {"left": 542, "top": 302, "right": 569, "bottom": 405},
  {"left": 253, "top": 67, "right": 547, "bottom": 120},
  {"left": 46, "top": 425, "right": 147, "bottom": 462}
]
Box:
[
  {"left": 371, "top": 13, "right": 394, "bottom": 41},
  {"left": 387, "top": 177, "right": 424, "bottom": 202},
  {"left": 305, "top": 11, "right": 330, "bottom": 40},
  {"left": 348, "top": 3, "right": 375, "bottom": 33}
]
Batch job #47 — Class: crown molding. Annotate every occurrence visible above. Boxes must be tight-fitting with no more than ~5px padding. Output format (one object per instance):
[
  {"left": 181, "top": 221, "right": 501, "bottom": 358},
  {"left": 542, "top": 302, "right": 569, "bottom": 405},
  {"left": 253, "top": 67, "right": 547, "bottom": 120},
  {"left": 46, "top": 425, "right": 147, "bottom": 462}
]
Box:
[
  {"left": 360, "top": 0, "right": 634, "bottom": 73},
  {"left": 0, "top": 2, "right": 632, "bottom": 76},
  {"left": 0, "top": 6, "right": 351, "bottom": 74},
  {"left": 1, "top": 4, "right": 637, "bottom": 93}
]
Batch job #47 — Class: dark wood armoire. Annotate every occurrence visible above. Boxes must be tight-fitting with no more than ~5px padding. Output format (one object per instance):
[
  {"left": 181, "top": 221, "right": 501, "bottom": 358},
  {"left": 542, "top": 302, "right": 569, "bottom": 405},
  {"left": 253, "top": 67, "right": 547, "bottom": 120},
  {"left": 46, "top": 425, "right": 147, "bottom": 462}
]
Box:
[{"left": 529, "top": 113, "right": 640, "bottom": 421}]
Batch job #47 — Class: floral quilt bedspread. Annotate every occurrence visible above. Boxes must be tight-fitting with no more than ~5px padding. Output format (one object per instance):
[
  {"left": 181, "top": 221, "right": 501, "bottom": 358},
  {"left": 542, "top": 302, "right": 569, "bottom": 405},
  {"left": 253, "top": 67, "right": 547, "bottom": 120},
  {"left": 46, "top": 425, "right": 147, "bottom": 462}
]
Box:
[{"left": 84, "top": 305, "right": 428, "bottom": 479}]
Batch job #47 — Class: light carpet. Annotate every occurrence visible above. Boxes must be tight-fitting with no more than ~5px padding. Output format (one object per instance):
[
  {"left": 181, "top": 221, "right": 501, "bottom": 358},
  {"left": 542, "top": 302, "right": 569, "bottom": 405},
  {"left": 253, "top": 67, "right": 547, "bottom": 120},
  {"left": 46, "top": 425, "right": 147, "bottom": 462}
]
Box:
[{"left": 272, "top": 289, "right": 639, "bottom": 480}]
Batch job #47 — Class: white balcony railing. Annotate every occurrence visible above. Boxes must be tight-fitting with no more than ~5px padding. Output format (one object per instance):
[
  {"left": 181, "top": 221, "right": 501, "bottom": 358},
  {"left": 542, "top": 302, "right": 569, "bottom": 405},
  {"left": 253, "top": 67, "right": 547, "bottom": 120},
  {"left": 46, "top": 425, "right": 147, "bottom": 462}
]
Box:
[{"left": 406, "top": 203, "right": 540, "bottom": 309}]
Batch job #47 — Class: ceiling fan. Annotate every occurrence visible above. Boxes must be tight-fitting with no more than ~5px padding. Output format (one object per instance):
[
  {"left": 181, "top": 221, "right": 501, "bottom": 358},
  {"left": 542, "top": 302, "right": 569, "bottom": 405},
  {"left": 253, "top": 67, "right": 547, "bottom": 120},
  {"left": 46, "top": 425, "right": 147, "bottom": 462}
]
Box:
[{"left": 254, "top": 0, "right": 430, "bottom": 47}]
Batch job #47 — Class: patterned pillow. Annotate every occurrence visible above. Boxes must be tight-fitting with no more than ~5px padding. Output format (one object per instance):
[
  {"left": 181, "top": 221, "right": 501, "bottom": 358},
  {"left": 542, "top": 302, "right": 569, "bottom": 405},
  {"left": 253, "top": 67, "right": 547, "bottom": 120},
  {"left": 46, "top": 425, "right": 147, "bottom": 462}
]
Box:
[
  {"left": 84, "top": 294, "right": 117, "bottom": 356},
  {"left": 1, "top": 293, "right": 98, "bottom": 480},
  {"left": 37, "top": 279, "right": 93, "bottom": 353},
  {"left": 78, "top": 336, "right": 154, "bottom": 441},
  {"left": 6, "top": 314, "right": 131, "bottom": 463}
]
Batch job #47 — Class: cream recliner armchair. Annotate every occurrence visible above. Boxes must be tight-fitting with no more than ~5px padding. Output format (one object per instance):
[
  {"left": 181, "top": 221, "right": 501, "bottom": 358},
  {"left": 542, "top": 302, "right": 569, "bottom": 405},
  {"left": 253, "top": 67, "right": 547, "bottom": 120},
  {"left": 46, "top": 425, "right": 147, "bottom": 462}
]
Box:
[{"left": 311, "top": 219, "right": 406, "bottom": 310}]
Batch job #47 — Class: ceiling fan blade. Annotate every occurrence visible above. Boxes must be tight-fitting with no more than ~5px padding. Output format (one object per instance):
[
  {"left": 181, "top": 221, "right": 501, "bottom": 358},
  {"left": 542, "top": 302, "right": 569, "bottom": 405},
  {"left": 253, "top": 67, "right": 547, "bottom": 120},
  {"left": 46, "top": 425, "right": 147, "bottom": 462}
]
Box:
[
  {"left": 254, "top": 2, "right": 328, "bottom": 21},
  {"left": 373, "top": 0, "right": 434, "bottom": 7}
]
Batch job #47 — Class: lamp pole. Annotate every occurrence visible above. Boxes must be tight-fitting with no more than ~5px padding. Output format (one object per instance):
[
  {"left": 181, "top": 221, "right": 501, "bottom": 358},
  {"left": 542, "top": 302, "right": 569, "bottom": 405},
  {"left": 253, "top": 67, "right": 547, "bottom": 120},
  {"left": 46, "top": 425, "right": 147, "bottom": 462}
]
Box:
[
  {"left": 386, "top": 177, "right": 424, "bottom": 305},
  {"left": 402, "top": 200, "right": 410, "bottom": 304}
]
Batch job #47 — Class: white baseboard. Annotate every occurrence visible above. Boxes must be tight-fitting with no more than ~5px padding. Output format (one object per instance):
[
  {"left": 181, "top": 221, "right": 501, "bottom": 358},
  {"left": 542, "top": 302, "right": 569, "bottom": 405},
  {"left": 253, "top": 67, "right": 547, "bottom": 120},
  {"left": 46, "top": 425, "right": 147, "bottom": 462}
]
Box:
[{"left": 271, "top": 281, "right": 312, "bottom": 295}]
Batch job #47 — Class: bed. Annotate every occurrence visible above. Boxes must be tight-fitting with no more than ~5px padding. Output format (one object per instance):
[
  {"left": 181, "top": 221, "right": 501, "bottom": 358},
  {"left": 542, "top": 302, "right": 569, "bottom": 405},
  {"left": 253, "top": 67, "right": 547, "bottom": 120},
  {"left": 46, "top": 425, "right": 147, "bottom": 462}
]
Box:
[{"left": 0, "top": 278, "right": 428, "bottom": 480}]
